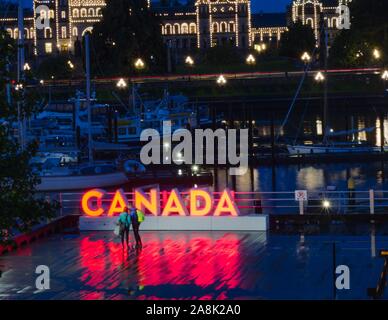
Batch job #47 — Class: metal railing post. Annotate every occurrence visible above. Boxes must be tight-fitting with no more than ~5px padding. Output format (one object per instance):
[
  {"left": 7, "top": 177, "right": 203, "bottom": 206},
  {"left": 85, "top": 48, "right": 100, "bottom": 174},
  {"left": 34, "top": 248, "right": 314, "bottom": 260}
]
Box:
[{"left": 370, "top": 189, "right": 375, "bottom": 215}]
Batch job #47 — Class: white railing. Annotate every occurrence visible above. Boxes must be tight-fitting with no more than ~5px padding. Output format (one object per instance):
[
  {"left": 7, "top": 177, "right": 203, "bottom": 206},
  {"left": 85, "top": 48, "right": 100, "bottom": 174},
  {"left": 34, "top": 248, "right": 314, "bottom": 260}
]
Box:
[{"left": 53, "top": 189, "right": 388, "bottom": 216}]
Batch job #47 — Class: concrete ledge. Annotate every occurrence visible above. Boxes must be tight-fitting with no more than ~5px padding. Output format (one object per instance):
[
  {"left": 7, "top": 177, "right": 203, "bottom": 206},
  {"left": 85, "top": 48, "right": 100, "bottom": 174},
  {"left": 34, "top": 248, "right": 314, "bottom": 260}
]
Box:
[{"left": 79, "top": 215, "right": 268, "bottom": 231}]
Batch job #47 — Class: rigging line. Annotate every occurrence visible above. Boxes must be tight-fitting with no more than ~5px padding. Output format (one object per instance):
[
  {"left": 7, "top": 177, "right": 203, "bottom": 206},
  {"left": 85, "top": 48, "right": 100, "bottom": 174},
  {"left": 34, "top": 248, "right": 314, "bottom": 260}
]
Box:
[
  {"left": 276, "top": 19, "right": 326, "bottom": 142},
  {"left": 275, "top": 62, "right": 312, "bottom": 142}
]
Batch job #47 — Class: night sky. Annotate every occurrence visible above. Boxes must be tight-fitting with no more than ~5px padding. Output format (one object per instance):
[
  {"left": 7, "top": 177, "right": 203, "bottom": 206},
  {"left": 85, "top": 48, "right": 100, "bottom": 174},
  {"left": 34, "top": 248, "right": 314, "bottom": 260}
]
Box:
[{"left": 19, "top": 0, "right": 290, "bottom": 13}]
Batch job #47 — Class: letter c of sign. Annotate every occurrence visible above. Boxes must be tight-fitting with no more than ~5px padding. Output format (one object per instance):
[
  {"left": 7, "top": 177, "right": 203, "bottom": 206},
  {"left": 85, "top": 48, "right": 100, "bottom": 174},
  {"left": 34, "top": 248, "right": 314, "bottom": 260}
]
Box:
[{"left": 82, "top": 189, "right": 106, "bottom": 216}]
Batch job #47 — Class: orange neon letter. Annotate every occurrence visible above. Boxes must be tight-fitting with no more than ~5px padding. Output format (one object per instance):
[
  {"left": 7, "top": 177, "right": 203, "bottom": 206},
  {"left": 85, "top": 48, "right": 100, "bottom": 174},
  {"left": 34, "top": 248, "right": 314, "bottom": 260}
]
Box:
[
  {"left": 108, "top": 189, "right": 129, "bottom": 216},
  {"left": 135, "top": 188, "right": 160, "bottom": 216},
  {"left": 190, "top": 189, "right": 213, "bottom": 216},
  {"left": 82, "top": 189, "right": 106, "bottom": 217},
  {"left": 162, "top": 189, "right": 188, "bottom": 216},
  {"left": 214, "top": 189, "right": 239, "bottom": 216}
]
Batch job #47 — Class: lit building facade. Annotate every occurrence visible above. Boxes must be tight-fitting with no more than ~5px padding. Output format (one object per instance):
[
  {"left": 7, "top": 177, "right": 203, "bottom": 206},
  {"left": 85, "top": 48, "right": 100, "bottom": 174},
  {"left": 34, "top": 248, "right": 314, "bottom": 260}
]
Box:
[{"left": 0, "top": 0, "right": 350, "bottom": 57}]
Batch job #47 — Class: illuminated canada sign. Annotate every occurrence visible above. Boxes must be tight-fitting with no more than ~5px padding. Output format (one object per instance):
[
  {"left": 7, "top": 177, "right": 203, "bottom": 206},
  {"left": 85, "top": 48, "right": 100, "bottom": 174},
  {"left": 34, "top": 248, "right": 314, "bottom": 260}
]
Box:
[{"left": 81, "top": 188, "right": 240, "bottom": 217}]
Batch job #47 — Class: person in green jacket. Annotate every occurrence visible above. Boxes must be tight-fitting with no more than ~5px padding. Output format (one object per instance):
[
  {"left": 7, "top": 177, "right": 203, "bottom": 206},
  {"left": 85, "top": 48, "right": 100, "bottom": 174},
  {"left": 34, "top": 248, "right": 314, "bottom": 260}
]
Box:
[{"left": 117, "top": 207, "right": 131, "bottom": 250}]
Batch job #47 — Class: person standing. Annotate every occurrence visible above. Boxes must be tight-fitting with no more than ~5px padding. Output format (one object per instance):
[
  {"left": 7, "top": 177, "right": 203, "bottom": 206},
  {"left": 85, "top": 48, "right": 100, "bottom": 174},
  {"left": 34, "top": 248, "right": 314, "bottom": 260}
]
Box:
[
  {"left": 130, "top": 207, "right": 143, "bottom": 249},
  {"left": 117, "top": 207, "right": 131, "bottom": 250}
]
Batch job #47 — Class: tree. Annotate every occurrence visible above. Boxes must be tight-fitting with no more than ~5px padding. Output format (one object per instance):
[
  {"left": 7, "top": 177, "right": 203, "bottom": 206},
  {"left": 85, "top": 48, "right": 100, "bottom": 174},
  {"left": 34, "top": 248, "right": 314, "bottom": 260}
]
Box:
[
  {"left": 330, "top": 0, "right": 388, "bottom": 67},
  {"left": 91, "top": 0, "right": 166, "bottom": 75},
  {"left": 0, "top": 30, "right": 57, "bottom": 243},
  {"left": 36, "top": 55, "right": 74, "bottom": 80},
  {"left": 279, "top": 21, "right": 316, "bottom": 60}
]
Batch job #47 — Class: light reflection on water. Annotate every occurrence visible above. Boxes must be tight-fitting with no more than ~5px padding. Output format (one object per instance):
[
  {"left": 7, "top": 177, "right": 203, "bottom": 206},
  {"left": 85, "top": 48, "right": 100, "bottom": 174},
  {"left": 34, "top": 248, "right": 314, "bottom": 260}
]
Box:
[{"left": 211, "top": 162, "right": 387, "bottom": 193}]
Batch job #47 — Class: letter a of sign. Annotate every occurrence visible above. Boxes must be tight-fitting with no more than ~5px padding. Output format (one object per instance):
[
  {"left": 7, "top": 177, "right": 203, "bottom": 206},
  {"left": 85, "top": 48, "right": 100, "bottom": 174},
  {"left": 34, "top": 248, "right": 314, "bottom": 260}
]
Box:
[
  {"left": 108, "top": 189, "right": 129, "bottom": 216},
  {"left": 214, "top": 189, "right": 239, "bottom": 216},
  {"left": 162, "top": 189, "right": 188, "bottom": 216}
]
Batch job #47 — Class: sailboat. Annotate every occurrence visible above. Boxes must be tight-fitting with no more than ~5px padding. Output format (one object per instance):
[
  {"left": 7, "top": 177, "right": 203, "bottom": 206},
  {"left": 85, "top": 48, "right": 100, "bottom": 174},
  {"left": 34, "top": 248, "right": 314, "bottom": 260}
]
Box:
[{"left": 286, "top": 19, "right": 384, "bottom": 156}]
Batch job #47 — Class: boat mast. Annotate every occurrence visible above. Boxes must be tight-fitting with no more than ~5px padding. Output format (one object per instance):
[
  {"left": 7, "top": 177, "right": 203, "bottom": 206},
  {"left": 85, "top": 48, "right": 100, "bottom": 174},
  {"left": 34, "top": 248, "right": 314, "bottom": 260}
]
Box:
[
  {"left": 17, "top": 0, "right": 25, "bottom": 150},
  {"left": 85, "top": 33, "right": 93, "bottom": 164},
  {"left": 322, "top": 12, "right": 329, "bottom": 144}
]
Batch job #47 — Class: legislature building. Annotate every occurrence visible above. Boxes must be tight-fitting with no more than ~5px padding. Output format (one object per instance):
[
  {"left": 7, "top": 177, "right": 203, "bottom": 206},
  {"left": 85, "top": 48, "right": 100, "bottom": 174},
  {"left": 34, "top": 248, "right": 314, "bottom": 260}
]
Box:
[{"left": 0, "top": 0, "right": 351, "bottom": 57}]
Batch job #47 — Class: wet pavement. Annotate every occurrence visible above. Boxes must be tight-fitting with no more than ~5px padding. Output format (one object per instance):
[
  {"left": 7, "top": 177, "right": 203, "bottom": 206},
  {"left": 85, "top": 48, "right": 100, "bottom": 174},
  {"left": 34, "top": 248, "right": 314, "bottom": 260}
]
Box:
[{"left": 0, "top": 226, "right": 388, "bottom": 300}]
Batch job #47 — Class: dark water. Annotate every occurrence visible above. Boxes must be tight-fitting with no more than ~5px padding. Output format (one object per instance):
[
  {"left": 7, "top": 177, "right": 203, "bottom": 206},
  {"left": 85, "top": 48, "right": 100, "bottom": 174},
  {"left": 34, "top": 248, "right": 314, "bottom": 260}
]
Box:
[
  {"left": 1, "top": 227, "right": 387, "bottom": 300},
  {"left": 212, "top": 162, "right": 388, "bottom": 193}
]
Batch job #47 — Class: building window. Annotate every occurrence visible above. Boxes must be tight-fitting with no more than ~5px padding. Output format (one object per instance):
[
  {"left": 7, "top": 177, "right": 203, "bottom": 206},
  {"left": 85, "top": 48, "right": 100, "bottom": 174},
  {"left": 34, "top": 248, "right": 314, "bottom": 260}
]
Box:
[
  {"left": 44, "top": 27, "right": 52, "bottom": 39},
  {"left": 88, "top": 8, "right": 95, "bottom": 16},
  {"left": 81, "top": 9, "right": 87, "bottom": 17},
  {"left": 45, "top": 43, "right": 52, "bottom": 53},
  {"left": 73, "top": 9, "right": 79, "bottom": 18},
  {"left": 212, "top": 22, "right": 219, "bottom": 33},
  {"left": 189, "top": 23, "right": 196, "bottom": 34},
  {"left": 61, "top": 11, "right": 66, "bottom": 19},
  {"left": 72, "top": 27, "right": 78, "bottom": 37},
  {"left": 229, "top": 22, "right": 235, "bottom": 32},
  {"left": 49, "top": 10, "right": 54, "bottom": 19},
  {"left": 40, "top": 10, "right": 47, "bottom": 19},
  {"left": 6, "top": 28, "right": 13, "bottom": 38},
  {"left": 220, "top": 22, "right": 227, "bottom": 33},
  {"left": 61, "top": 26, "right": 67, "bottom": 39},
  {"left": 306, "top": 18, "right": 314, "bottom": 27},
  {"left": 173, "top": 23, "right": 180, "bottom": 34},
  {"left": 165, "top": 24, "right": 172, "bottom": 35},
  {"left": 181, "top": 23, "right": 189, "bottom": 34}
]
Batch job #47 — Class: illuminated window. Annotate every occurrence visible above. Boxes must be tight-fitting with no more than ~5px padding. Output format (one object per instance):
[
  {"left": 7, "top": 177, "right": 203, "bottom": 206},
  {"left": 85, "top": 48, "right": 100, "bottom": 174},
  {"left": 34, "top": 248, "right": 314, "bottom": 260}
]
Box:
[
  {"left": 229, "top": 22, "right": 235, "bottom": 32},
  {"left": 40, "top": 10, "right": 47, "bottom": 19},
  {"left": 220, "top": 22, "right": 227, "bottom": 33},
  {"left": 181, "top": 23, "right": 189, "bottom": 34},
  {"left": 306, "top": 18, "right": 314, "bottom": 27},
  {"left": 6, "top": 28, "right": 12, "bottom": 38},
  {"left": 73, "top": 9, "right": 79, "bottom": 18},
  {"left": 44, "top": 27, "right": 52, "bottom": 38},
  {"left": 49, "top": 10, "right": 54, "bottom": 19},
  {"left": 173, "top": 23, "right": 180, "bottom": 34},
  {"left": 81, "top": 8, "right": 87, "bottom": 17},
  {"left": 72, "top": 27, "right": 78, "bottom": 37},
  {"left": 165, "top": 24, "right": 172, "bottom": 35},
  {"left": 189, "top": 23, "right": 196, "bottom": 34},
  {"left": 61, "top": 11, "right": 66, "bottom": 19},
  {"left": 61, "top": 26, "right": 67, "bottom": 39},
  {"left": 212, "top": 22, "right": 219, "bottom": 33},
  {"left": 45, "top": 42, "right": 53, "bottom": 53},
  {"left": 88, "top": 8, "right": 95, "bottom": 16}
]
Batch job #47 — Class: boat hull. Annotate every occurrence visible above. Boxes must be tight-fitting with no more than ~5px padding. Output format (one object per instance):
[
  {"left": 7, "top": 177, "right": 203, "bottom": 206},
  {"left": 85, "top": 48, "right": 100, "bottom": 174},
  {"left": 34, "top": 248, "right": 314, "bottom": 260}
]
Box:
[
  {"left": 287, "top": 145, "right": 385, "bottom": 155},
  {"left": 37, "top": 172, "right": 128, "bottom": 192}
]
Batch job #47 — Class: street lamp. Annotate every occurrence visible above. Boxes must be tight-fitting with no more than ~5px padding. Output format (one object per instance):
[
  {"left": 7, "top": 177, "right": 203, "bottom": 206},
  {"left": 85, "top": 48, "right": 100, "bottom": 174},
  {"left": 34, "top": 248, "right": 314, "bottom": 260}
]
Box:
[
  {"left": 134, "top": 58, "right": 145, "bottom": 70},
  {"left": 301, "top": 52, "right": 311, "bottom": 64},
  {"left": 67, "top": 60, "right": 74, "bottom": 69},
  {"left": 382, "top": 70, "right": 388, "bottom": 81},
  {"left": 373, "top": 48, "right": 381, "bottom": 60},
  {"left": 216, "top": 75, "right": 227, "bottom": 86},
  {"left": 246, "top": 54, "right": 256, "bottom": 65},
  {"left": 116, "top": 78, "right": 127, "bottom": 88},
  {"left": 315, "top": 71, "right": 325, "bottom": 82},
  {"left": 185, "top": 56, "right": 194, "bottom": 66}
]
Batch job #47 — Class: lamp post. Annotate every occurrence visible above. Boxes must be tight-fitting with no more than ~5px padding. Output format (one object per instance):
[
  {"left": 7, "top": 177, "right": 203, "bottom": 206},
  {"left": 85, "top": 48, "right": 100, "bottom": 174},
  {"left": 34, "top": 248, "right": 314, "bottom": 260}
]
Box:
[{"left": 216, "top": 75, "right": 227, "bottom": 86}]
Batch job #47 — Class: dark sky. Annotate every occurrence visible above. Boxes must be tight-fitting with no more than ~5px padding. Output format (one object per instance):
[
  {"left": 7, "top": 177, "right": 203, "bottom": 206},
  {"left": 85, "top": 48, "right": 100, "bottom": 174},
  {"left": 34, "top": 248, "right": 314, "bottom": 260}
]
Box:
[{"left": 20, "top": 0, "right": 290, "bottom": 13}]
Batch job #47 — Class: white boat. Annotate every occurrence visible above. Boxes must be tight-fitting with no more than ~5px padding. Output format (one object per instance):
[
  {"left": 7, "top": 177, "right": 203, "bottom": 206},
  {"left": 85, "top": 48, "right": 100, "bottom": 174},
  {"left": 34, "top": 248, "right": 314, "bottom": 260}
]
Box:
[
  {"left": 287, "top": 143, "right": 384, "bottom": 155},
  {"left": 36, "top": 163, "right": 129, "bottom": 192}
]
